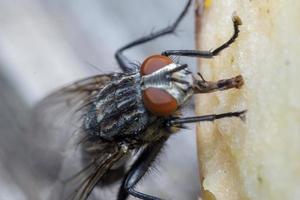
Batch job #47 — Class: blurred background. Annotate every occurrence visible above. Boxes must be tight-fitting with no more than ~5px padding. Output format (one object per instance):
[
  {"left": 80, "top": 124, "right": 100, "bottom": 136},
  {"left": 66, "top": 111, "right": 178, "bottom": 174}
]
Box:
[{"left": 0, "top": 0, "right": 200, "bottom": 199}]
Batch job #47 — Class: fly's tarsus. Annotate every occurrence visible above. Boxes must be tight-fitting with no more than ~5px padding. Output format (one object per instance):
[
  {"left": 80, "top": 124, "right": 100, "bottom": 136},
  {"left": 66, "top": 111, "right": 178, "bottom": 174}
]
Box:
[{"left": 167, "top": 110, "right": 247, "bottom": 126}]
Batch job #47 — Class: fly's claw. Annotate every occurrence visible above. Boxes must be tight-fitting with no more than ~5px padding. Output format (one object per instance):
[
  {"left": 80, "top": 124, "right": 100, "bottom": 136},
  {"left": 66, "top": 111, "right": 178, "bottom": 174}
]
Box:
[{"left": 232, "top": 14, "right": 243, "bottom": 26}]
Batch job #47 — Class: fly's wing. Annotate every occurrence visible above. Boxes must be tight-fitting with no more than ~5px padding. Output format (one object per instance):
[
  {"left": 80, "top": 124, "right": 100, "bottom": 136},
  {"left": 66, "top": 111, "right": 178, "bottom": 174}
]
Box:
[
  {"left": 51, "top": 141, "right": 126, "bottom": 200},
  {"left": 30, "top": 74, "right": 126, "bottom": 200},
  {"left": 32, "top": 74, "right": 113, "bottom": 154}
]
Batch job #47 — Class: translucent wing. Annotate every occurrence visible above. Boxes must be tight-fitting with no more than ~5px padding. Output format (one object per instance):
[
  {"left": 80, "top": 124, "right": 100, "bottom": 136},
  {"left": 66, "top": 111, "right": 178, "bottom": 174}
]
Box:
[
  {"left": 31, "top": 74, "right": 113, "bottom": 162},
  {"left": 30, "top": 74, "right": 126, "bottom": 200},
  {"left": 50, "top": 140, "right": 126, "bottom": 200}
]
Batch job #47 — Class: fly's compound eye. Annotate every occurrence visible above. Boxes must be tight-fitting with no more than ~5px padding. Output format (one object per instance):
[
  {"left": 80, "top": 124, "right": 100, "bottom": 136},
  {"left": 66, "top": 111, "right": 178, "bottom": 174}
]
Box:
[
  {"left": 142, "top": 88, "right": 178, "bottom": 116},
  {"left": 141, "top": 55, "right": 178, "bottom": 116},
  {"left": 140, "top": 55, "right": 172, "bottom": 75}
]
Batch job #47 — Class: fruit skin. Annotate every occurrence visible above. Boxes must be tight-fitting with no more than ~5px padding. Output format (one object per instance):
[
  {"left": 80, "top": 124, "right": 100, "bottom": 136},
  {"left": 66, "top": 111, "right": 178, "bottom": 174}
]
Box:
[{"left": 196, "top": 1, "right": 300, "bottom": 200}]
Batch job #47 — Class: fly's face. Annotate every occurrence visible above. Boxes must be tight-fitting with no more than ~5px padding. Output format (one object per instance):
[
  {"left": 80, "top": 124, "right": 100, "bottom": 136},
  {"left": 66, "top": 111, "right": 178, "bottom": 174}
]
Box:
[{"left": 140, "top": 55, "right": 194, "bottom": 116}]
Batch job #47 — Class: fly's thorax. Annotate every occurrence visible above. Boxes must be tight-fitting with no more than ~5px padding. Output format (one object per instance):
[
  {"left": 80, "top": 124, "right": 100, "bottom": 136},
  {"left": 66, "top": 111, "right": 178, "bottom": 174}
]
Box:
[
  {"left": 84, "top": 72, "right": 151, "bottom": 140},
  {"left": 141, "top": 63, "right": 194, "bottom": 116}
]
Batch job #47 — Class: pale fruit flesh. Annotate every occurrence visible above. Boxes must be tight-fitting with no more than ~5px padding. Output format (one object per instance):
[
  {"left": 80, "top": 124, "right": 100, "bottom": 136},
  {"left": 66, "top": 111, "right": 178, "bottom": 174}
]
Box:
[{"left": 196, "top": 0, "right": 300, "bottom": 200}]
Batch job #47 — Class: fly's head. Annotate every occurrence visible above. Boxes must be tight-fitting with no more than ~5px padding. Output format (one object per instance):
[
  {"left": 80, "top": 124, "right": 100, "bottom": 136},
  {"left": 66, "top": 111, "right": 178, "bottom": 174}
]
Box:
[
  {"left": 140, "top": 55, "right": 244, "bottom": 117},
  {"left": 140, "top": 55, "right": 196, "bottom": 117}
]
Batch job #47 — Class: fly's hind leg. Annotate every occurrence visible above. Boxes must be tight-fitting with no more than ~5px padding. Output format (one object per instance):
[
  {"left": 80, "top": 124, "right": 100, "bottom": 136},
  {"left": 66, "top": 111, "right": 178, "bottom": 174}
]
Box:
[
  {"left": 162, "top": 15, "right": 242, "bottom": 58},
  {"left": 117, "top": 138, "right": 167, "bottom": 200},
  {"left": 115, "top": 0, "right": 192, "bottom": 72}
]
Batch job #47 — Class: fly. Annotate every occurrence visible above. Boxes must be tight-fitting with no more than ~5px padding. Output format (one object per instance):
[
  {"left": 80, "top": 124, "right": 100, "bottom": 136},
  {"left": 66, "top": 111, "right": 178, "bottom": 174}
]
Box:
[{"left": 34, "top": 0, "right": 245, "bottom": 199}]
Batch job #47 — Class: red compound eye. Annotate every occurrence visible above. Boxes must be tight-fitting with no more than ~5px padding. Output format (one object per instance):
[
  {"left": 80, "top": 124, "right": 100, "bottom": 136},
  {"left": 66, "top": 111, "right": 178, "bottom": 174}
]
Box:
[
  {"left": 141, "top": 55, "right": 178, "bottom": 116},
  {"left": 140, "top": 55, "right": 172, "bottom": 75}
]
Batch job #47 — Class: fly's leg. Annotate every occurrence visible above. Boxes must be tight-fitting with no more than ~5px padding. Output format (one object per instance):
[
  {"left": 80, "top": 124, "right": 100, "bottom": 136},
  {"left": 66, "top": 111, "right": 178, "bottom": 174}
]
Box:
[
  {"left": 115, "top": 0, "right": 192, "bottom": 72},
  {"left": 194, "top": 73, "right": 244, "bottom": 94},
  {"left": 161, "top": 15, "right": 242, "bottom": 58},
  {"left": 166, "top": 110, "right": 247, "bottom": 126},
  {"left": 117, "top": 139, "right": 167, "bottom": 200},
  {"left": 184, "top": 73, "right": 246, "bottom": 124}
]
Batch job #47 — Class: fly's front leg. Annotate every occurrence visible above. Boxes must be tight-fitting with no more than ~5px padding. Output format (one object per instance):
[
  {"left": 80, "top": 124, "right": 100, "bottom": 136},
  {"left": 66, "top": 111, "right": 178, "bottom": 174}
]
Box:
[
  {"left": 162, "top": 15, "right": 242, "bottom": 58},
  {"left": 193, "top": 73, "right": 244, "bottom": 94},
  {"left": 166, "top": 110, "right": 247, "bottom": 126},
  {"left": 115, "top": 0, "right": 192, "bottom": 72},
  {"left": 117, "top": 138, "right": 167, "bottom": 200}
]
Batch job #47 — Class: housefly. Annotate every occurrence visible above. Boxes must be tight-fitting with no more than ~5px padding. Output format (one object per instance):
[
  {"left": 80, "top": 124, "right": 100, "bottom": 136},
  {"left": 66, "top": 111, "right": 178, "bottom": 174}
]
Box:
[{"left": 33, "top": 0, "right": 245, "bottom": 199}]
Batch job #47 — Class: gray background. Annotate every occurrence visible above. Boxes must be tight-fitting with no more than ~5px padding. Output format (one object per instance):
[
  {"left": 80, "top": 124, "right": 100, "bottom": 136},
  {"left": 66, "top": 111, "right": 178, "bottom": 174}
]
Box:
[{"left": 0, "top": 0, "right": 200, "bottom": 199}]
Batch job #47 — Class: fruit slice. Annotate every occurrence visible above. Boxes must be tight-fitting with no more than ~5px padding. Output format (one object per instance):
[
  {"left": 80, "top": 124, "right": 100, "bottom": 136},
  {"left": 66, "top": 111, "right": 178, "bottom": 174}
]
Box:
[{"left": 195, "top": 1, "right": 300, "bottom": 200}]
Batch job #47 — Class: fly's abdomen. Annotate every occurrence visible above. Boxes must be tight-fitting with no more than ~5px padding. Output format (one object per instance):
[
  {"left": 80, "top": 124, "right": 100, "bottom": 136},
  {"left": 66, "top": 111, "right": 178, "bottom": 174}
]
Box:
[{"left": 84, "top": 73, "right": 150, "bottom": 140}]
